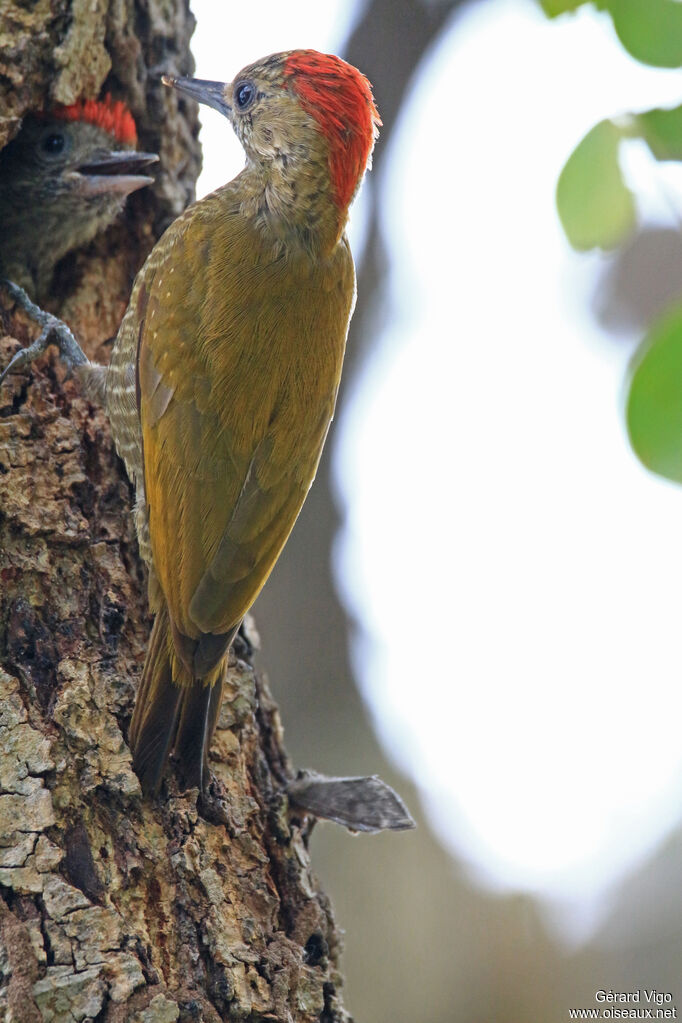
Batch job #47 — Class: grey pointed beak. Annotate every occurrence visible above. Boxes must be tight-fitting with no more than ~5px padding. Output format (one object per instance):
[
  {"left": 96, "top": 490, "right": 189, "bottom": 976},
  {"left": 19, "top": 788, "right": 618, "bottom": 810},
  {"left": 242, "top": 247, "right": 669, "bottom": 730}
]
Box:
[
  {"left": 162, "top": 75, "right": 231, "bottom": 117},
  {"left": 77, "top": 151, "right": 159, "bottom": 176},
  {"left": 73, "top": 149, "right": 158, "bottom": 198}
]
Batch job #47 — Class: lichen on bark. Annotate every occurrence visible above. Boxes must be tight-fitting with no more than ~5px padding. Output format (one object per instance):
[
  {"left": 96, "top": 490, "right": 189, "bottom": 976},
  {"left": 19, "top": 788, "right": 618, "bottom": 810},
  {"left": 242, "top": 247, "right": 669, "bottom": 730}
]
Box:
[{"left": 0, "top": 2, "right": 353, "bottom": 1019}]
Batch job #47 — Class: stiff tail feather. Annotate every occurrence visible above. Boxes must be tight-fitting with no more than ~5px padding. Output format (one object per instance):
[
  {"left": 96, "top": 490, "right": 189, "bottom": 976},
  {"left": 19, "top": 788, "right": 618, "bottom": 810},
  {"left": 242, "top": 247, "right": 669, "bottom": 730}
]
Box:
[{"left": 129, "top": 602, "right": 228, "bottom": 794}]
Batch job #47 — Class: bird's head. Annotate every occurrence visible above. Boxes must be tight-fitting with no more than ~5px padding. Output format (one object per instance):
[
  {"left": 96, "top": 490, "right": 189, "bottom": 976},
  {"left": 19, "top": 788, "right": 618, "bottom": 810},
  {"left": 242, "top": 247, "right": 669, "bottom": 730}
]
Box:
[
  {"left": 0, "top": 96, "right": 158, "bottom": 202},
  {"left": 0, "top": 95, "right": 158, "bottom": 296},
  {"left": 163, "top": 50, "right": 380, "bottom": 214}
]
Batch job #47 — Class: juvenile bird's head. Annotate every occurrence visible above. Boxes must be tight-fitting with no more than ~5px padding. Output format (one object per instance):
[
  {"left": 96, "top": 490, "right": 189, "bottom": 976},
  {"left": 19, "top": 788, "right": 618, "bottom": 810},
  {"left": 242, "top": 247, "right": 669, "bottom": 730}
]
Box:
[
  {"left": 164, "top": 50, "right": 380, "bottom": 245},
  {"left": 0, "top": 96, "right": 158, "bottom": 297}
]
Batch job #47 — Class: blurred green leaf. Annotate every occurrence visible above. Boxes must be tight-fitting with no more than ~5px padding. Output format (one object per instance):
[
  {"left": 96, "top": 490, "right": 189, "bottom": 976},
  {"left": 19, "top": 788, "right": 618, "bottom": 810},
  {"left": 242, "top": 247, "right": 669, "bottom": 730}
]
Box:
[
  {"left": 538, "top": 0, "right": 592, "bottom": 16},
  {"left": 637, "top": 104, "right": 682, "bottom": 160},
  {"left": 556, "top": 120, "right": 635, "bottom": 250},
  {"left": 627, "top": 304, "right": 682, "bottom": 483},
  {"left": 538, "top": 0, "right": 610, "bottom": 16},
  {"left": 607, "top": 0, "right": 682, "bottom": 67}
]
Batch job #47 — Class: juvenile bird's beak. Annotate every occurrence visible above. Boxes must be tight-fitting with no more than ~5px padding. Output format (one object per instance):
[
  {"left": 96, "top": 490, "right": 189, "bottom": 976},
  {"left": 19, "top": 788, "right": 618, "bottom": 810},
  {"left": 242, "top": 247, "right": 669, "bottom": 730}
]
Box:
[
  {"left": 162, "top": 75, "right": 231, "bottom": 118},
  {"left": 74, "top": 150, "right": 159, "bottom": 197}
]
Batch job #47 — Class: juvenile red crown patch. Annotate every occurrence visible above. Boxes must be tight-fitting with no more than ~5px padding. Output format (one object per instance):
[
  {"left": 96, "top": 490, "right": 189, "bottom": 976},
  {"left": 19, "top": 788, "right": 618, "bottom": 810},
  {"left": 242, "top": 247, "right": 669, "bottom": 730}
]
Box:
[{"left": 50, "top": 94, "right": 138, "bottom": 146}]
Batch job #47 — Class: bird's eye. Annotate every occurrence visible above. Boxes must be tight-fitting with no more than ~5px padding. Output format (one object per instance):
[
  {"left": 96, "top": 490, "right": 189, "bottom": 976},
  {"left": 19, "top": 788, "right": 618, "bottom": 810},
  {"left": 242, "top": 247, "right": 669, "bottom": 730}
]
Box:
[
  {"left": 41, "top": 132, "right": 66, "bottom": 155},
  {"left": 234, "top": 81, "right": 255, "bottom": 111}
]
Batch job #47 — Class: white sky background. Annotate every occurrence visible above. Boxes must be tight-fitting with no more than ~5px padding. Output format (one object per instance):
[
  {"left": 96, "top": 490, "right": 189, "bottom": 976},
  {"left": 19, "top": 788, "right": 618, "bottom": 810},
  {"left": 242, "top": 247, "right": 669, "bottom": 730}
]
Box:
[{"left": 191, "top": 0, "right": 682, "bottom": 942}]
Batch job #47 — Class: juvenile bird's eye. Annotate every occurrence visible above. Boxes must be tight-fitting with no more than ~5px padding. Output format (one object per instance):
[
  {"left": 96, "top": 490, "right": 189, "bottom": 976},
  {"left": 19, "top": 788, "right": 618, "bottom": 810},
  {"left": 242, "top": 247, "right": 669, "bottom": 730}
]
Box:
[
  {"left": 41, "top": 132, "right": 66, "bottom": 156},
  {"left": 234, "top": 81, "right": 255, "bottom": 111}
]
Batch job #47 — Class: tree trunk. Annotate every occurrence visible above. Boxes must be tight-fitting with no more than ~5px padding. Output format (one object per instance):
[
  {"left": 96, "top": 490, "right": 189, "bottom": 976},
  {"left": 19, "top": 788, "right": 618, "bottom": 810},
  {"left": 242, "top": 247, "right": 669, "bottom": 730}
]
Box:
[{"left": 0, "top": 4, "right": 351, "bottom": 1020}]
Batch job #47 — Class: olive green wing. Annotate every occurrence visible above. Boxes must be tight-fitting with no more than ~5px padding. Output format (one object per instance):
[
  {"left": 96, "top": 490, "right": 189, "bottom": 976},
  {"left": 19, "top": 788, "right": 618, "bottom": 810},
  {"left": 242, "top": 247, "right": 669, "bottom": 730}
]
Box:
[
  {"left": 141, "top": 339, "right": 333, "bottom": 644},
  {"left": 188, "top": 405, "right": 333, "bottom": 634}
]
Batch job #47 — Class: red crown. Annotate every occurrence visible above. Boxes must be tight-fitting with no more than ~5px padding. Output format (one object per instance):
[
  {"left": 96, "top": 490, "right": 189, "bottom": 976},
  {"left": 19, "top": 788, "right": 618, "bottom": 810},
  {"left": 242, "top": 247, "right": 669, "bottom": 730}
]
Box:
[
  {"left": 49, "top": 94, "right": 138, "bottom": 146},
  {"left": 284, "top": 51, "right": 380, "bottom": 209}
]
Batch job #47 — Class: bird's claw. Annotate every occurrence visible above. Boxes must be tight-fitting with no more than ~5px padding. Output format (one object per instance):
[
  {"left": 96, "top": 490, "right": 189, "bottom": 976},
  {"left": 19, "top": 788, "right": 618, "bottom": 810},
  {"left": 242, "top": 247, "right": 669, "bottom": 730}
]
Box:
[
  {"left": 0, "top": 278, "right": 87, "bottom": 385},
  {"left": 0, "top": 332, "right": 52, "bottom": 385}
]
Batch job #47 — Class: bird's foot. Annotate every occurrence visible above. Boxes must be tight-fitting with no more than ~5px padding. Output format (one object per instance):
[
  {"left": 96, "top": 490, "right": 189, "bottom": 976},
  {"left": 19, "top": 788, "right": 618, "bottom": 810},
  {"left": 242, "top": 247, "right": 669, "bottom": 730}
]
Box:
[
  {"left": 0, "top": 278, "right": 88, "bottom": 386},
  {"left": 286, "top": 771, "right": 415, "bottom": 834}
]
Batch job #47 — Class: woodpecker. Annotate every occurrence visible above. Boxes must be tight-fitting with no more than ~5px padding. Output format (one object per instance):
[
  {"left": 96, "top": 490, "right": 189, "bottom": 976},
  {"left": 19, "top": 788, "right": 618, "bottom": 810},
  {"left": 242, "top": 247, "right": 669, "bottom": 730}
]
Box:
[
  {"left": 0, "top": 96, "right": 158, "bottom": 299},
  {"left": 1, "top": 51, "right": 380, "bottom": 796}
]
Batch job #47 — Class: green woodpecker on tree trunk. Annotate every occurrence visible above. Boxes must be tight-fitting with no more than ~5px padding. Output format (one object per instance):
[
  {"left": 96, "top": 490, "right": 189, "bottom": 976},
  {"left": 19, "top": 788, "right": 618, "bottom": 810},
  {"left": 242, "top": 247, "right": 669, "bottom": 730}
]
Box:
[{"left": 0, "top": 51, "right": 414, "bottom": 832}]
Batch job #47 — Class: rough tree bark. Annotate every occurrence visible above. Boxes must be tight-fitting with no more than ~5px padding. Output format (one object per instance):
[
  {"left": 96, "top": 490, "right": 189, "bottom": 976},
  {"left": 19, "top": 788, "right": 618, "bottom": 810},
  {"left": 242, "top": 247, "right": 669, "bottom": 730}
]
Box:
[{"left": 0, "top": 3, "right": 352, "bottom": 1020}]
